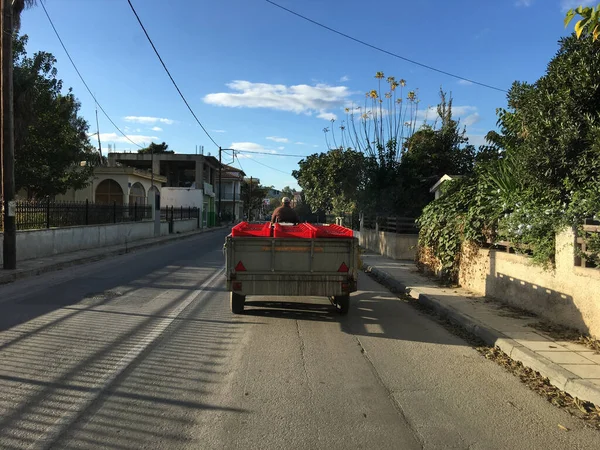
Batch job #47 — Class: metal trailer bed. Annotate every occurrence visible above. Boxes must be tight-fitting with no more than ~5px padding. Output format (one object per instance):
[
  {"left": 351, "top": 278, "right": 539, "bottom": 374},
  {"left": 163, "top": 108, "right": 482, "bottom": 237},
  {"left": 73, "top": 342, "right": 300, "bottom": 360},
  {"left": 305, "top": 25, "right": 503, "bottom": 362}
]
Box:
[{"left": 224, "top": 234, "right": 359, "bottom": 314}]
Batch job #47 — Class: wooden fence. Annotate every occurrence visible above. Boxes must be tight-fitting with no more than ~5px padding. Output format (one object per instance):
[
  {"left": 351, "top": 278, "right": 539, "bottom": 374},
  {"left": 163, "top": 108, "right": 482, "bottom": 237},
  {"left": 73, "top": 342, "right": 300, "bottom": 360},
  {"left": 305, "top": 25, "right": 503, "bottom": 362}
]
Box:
[{"left": 362, "top": 216, "right": 419, "bottom": 234}]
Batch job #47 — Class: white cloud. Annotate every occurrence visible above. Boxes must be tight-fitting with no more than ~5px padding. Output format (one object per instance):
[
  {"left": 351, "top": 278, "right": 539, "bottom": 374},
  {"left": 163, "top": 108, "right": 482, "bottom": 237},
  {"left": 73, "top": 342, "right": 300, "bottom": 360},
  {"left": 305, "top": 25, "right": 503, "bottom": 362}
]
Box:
[
  {"left": 339, "top": 75, "right": 350, "bottom": 82},
  {"left": 458, "top": 80, "right": 473, "bottom": 86},
  {"left": 203, "top": 80, "right": 350, "bottom": 121},
  {"left": 417, "top": 105, "right": 478, "bottom": 122},
  {"left": 317, "top": 111, "right": 338, "bottom": 121},
  {"left": 212, "top": 129, "right": 226, "bottom": 133},
  {"left": 516, "top": 0, "right": 533, "bottom": 7},
  {"left": 561, "top": 0, "right": 595, "bottom": 12},
  {"left": 151, "top": 126, "right": 163, "bottom": 132},
  {"left": 267, "top": 136, "right": 289, "bottom": 143},
  {"left": 124, "top": 116, "right": 175, "bottom": 125},
  {"left": 467, "top": 134, "right": 488, "bottom": 148},
  {"left": 278, "top": 146, "right": 285, "bottom": 150},
  {"left": 98, "top": 133, "right": 158, "bottom": 146},
  {"left": 463, "top": 113, "right": 481, "bottom": 127},
  {"left": 295, "top": 142, "right": 307, "bottom": 145}
]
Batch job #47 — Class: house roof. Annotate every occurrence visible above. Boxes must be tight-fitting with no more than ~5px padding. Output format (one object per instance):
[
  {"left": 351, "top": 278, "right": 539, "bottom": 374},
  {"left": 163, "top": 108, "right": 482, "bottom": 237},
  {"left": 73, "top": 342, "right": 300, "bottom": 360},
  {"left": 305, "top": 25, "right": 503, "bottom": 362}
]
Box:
[
  {"left": 221, "top": 164, "right": 246, "bottom": 179},
  {"left": 429, "top": 174, "right": 464, "bottom": 193}
]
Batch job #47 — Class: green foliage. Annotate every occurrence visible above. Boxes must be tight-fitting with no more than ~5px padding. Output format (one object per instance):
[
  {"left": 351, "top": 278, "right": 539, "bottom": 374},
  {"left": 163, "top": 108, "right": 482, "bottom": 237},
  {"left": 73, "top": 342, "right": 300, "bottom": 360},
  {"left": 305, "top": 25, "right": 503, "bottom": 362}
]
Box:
[
  {"left": 565, "top": 4, "right": 600, "bottom": 40},
  {"left": 418, "top": 34, "right": 600, "bottom": 278},
  {"left": 397, "top": 89, "right": 476, "bottom": 215},
  {"left": 280, "top": 186, "right": 294, "bottom": 199},
  {"left": 292, "top": 147, "right": 369, "bottom": 216},
  {"left": 13, "top": 35, "right": 97, "bottom": 198},
  {"left": 304, "top": 86, "right": 477, "bottom": 217},
  {"left": 240, "top": 179, "right": 268, "bottom": 221},
  {"left": 138, "top": 141, "right": 173, "bottom": 154},
  {"left": 325, "top": 72, "right": 418, "bottom": 168},
  {"left": 417, "top": 174, "right": 501, "bottom": 279}
]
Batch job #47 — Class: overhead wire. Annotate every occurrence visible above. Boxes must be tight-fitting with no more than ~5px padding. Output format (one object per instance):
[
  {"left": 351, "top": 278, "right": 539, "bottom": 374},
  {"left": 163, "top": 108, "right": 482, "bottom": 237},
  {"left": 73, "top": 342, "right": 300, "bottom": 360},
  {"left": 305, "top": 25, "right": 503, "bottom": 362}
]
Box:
[
  {"left": 126, "top": 0, "right": 220, "bottom": 147},
  {"left": 265, "top": 0, "right": 508, "bottom": 93},
  {"left": 40, "top": 1, "right": 144, "bottom": 148},
  {"left": 225, "top": 149, "right": 308, "bottom": 158},
  {"left": 246, "top": 157, "right": 293, "bottom": 175}
]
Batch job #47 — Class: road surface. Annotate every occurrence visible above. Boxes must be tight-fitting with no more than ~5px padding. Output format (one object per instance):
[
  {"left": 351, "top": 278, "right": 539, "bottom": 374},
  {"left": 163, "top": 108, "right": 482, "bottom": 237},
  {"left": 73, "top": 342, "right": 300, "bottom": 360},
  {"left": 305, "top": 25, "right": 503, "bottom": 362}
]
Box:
[{"left": 0, "top": 229, "right": 598, "bottom": 449}]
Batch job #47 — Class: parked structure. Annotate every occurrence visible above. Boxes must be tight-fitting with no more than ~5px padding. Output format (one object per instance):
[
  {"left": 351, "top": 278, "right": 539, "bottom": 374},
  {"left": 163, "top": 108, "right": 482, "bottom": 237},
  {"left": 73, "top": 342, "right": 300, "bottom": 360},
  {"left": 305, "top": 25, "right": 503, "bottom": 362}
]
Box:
[
  {"left": 429, "top": 174, "right": 464, "bottom": 200},
  {"left": 219, "top": 165, "right": 245, "bottom": 222},
  {"left": 107, "top": 152, "right": 221, "bottom": 227},
  {"left": 54, "top": 166, "right": 166, "bottom": 206}
]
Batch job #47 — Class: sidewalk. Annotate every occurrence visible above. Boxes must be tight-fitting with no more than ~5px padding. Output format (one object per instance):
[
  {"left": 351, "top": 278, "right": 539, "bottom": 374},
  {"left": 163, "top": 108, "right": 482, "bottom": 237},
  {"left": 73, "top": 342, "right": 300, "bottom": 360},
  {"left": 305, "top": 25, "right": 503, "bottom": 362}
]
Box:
[
  {"left": 361, "top": 252, "right": 600, "bottom": 407},
  {"left": 0, "top": 225, "right": 230, "bottom": 286}
]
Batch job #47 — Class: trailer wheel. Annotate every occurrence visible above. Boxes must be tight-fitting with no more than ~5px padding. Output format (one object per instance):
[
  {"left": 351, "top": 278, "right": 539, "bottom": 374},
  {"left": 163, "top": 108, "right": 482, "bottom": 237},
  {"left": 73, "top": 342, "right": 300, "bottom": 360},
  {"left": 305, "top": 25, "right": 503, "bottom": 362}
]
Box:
[
  {"left": 333, "top": 295, "right": 350, "bottom": 315},
  {"left": 230, "top": 292, "right": 245, "bottom": 314}
]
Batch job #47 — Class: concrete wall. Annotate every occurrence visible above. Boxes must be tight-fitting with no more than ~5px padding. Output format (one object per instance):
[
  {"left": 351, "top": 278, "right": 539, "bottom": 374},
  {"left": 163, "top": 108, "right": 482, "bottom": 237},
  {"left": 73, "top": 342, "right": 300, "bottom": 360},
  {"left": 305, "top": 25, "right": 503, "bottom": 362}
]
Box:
[
  {"left": 172, "top": 219, "right": 198, "bottom": 234},
  {"left": 359, "top": 228, "right": 418, "bottom": 261},
  {"left": 458, "top": 228, "right": 600, "bottom": 338},
  {"left": 160, "top": 187, "right": 204, "bottom": 208},
  {"left": 0, "top": 219, "right": 201, "bottom": 263}
]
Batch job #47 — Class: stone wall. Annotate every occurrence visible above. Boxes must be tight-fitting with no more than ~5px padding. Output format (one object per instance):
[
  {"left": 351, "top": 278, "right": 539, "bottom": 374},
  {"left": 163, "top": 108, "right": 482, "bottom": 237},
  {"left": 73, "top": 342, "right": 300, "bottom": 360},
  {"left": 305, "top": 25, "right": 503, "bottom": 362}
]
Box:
[{"left": 458, "top": 228, "right": 600, "bottom": 337}]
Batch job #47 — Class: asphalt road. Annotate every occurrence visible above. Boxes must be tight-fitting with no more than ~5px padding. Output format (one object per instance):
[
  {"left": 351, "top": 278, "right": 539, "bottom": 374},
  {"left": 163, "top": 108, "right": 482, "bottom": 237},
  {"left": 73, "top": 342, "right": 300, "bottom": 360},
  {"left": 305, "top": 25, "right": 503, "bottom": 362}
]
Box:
[{"left": 0, "top": 229, "right": 598, "bottom": 450}]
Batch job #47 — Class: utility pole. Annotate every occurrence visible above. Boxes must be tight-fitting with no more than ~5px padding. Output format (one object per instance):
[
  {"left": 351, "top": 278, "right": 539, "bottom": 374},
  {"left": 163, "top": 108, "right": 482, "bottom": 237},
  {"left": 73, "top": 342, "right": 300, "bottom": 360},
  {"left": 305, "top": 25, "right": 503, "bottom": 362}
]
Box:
[
  {"left": 232, "top": 176, "right": 236, "bottom": 223},
  {"left": 95, "top": 105, "right": 102, "bottom": 162},
  {"left": 249, "top": 176, "right": 253, "bottom": 221},
  {"left": 1, "top": 0, "right": 16, "bottom": 270},
  {"left": 218, "top": 146, "right": 222, "bottom": 225}
]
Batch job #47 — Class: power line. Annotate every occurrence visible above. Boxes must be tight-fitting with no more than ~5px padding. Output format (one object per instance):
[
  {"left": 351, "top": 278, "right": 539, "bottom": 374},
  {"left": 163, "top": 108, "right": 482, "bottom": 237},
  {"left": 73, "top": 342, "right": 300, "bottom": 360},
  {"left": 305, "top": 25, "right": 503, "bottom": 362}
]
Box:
[
  {"left": 127, "top": 0, "right": 220, "bottom": 148},
  {"left": 228, "top": 149, "right": 308, "bottom": 158},
  {"left": 234, "top": 152, "right": 245, "bottom": 173},
  {"left": 40, "top": 2, "right": 144, "bottom": 149},
  {"left": 246, "top": 157, "right": 293, "bottom": 175},
  {"left": 265, "top": 0, "right": 508, "bottom": 93}
]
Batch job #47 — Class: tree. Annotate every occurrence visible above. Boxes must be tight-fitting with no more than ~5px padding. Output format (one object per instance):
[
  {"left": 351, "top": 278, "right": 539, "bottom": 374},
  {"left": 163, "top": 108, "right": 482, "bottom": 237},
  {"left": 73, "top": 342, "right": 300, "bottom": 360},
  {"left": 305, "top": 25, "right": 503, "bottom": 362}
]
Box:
[
  {"left": 418, "top": 33, "right": 600, "bottom": 275},
  {"left": 565, "top": 4, "right": 600, "bottom": 41},
  {"left": 240, "top": 178, "right": 268, "bottom": 221},
  {"left": 13, "top": 35, "right": 97, "bottom": 198},
  {"left": 269, "top": 197, "right": 281, "bottom": 211},
  {"left": 138, "top": 141, "right": 173, "bottom": 154},
  {"left": 397, "top": 89, "right": 476, "bottom": 214},
  {"left": 293, "top": 147, "right": 369, "bottom": 216},
  {"left": 281, "top": 186, "right": 294, "bottom": 200}
]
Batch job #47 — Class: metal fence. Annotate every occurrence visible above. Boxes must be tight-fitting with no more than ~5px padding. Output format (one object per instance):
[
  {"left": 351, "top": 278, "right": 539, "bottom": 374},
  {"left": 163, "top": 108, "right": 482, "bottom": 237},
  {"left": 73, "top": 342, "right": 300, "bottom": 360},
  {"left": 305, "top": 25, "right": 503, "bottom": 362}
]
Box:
[
  {"left": 363, "top": 216, "right": 419, "bottom": 234},
  {"left": 0, "top": 200, "right": 203, "bottom": 233},
  {"left": 161, "top": 206, "right": 200, "bottom": 222},
  {"left": 0, "top": 200, "right": 153, "bottom": 231}
]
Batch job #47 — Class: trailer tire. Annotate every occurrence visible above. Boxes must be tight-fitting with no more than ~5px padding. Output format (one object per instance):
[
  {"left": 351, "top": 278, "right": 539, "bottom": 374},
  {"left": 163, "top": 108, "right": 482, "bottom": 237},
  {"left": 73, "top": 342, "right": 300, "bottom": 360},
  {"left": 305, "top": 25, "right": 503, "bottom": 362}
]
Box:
[
  {"left": 333, "top": 295, "right": 350, "bottom": 315},
  {"left": 230, "top": 292, "right": 245, "bottom": 314}
]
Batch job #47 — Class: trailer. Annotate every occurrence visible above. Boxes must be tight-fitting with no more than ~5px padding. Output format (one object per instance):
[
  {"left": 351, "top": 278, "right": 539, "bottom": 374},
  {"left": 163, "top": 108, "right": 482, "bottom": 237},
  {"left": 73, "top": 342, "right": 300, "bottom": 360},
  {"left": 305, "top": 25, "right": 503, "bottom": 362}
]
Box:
[{"left": 224, "top": 223, "right": 359, "bottom": 315}]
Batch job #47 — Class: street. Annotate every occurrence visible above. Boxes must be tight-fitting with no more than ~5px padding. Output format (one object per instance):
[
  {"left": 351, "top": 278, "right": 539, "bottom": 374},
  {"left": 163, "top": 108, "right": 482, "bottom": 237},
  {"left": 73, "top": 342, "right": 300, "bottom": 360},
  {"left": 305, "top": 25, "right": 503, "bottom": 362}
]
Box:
[{"left": 0, "top": 230, "right": 598, "bottom": 450}]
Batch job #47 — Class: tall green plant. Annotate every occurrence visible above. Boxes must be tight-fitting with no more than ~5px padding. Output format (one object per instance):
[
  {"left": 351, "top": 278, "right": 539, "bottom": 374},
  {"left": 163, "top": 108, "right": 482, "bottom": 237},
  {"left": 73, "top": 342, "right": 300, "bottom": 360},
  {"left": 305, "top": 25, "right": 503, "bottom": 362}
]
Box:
[{"left": 324, "top": 72, "right": 419, "bottom": 168}]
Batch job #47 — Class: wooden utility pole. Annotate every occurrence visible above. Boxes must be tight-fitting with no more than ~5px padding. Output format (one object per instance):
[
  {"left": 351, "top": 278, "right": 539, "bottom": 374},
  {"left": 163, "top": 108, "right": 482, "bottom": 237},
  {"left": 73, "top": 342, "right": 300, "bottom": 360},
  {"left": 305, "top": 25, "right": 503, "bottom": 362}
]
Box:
[
  {"left": 95, "top": 105, "right": 102, "bottom": 162},
  {"left": 218, "top": 146, "right": 222, "bottom": 224},
  {"left": 1, "top": 0, "right": 16, "bottom": 269},
  {"left": 249, "top": 176, "right": 253, "bottom": 221}
]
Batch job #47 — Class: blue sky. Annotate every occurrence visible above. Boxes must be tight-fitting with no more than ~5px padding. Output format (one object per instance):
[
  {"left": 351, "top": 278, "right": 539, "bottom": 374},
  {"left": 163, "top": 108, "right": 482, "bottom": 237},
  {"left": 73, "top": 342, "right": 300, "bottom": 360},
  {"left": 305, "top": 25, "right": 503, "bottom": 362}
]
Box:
[{"left": 20, "top": 0, "right": 590, "bottom": 191}]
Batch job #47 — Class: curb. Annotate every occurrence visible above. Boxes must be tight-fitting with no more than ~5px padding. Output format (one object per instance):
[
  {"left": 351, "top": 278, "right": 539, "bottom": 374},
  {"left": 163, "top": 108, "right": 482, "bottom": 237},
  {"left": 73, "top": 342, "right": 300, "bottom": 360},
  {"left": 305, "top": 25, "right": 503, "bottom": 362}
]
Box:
[
  {"left": 365, "top": 264, "right": 600, "bottom": 407},
  {"left": 0, "top": 226, "right": 230, "bottom": 286}
]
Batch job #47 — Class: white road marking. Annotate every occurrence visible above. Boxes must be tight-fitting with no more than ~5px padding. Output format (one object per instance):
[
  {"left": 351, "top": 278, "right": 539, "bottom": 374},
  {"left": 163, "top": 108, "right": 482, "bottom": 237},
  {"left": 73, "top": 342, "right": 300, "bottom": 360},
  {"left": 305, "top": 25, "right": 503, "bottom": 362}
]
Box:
[{"left": 29, "top": 267, "right": 225, "bottom": 450}]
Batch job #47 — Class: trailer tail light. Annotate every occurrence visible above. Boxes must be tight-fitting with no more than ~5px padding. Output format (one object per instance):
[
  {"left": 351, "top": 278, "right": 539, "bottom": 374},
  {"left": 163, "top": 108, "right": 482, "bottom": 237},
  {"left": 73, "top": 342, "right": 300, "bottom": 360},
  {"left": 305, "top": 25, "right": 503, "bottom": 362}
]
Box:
[
  {"left": 233, "top": 282, "right": 243, "bottom": 291},
  {"left": 235, "top": 261, "right": 247, "bottom": 272},
  {"left": 338, "top": 262, "right": 349, "bottom": 273},
  {"left": 341, "top": 282, "right": 350, "bottom": 292}
]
